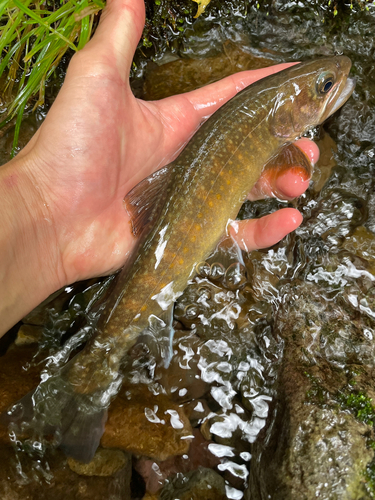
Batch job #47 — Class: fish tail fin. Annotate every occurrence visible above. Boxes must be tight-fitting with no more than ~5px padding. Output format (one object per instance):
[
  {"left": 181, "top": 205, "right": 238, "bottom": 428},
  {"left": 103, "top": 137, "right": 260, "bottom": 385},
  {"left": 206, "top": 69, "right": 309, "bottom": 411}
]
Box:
[{"left": 2, "top": 365, "right": 117, "bottom": 463}]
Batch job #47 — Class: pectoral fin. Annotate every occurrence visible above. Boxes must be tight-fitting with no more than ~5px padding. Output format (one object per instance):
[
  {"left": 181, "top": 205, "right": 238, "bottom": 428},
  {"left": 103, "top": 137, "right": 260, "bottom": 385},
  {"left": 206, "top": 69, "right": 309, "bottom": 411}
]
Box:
[
  {"left": 124, "top": 165, "right": 176, "bottom": 237},
  {"left": 263, "top": 143, "right": 312, "bottom": 179}
]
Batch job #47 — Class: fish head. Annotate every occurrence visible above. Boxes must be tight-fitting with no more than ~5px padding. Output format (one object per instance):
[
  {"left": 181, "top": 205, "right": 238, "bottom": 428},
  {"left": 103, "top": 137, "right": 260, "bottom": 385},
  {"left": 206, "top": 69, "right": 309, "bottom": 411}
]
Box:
[{"left": 271, "top": 56, "right": 355, "bottom": 140}]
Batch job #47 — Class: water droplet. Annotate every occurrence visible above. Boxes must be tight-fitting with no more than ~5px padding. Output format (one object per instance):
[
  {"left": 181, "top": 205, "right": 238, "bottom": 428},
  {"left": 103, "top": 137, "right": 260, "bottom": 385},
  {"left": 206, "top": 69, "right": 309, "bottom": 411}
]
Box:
[
  {"left": 197, "top": 286, "right": 211, "bottom": 300},
  {"left": 224, "top": 262, "right": 247, "bottom": 289},
  {"left": 184, "top": 304, "right": 198, "bottom": 319},
  {"left": 196, "top": 261, "right": 211, "bottom": 277},
  {"left": 210, "top": 262, "right": 225, "bottom": 281}
]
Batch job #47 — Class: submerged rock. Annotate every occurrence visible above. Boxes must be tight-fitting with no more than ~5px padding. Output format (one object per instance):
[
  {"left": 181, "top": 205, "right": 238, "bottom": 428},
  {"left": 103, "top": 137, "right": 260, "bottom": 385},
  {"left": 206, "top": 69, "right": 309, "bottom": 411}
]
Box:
[
  {"left": 159, "top": 467, "right": 226, "bottom": 500},
  {"left": 135, "top": 428, "right": 220, "bottom": 494},
  {"left": 101, "top": 385, "right": 193, "bottom": 461},
  {"left": 67, "top": 448, "right": 131, "bottom": 478},
  {"left": 15, "top": 324, "right": 44, "bottom": 346},
  {"left": 343, "top": 225, "right": 375, "bottom": 275},
  {"left": 246, "top": 282, "right": 375, "bottom": 500},
  {"left": 0, "top": 346, "right": 41, "bottom": 445},
  {"left": 141, "top": 40, "right": 274, "bottom": 100},
  {"left": 0, "top": 446, "right": 131, "bottom": 500}
]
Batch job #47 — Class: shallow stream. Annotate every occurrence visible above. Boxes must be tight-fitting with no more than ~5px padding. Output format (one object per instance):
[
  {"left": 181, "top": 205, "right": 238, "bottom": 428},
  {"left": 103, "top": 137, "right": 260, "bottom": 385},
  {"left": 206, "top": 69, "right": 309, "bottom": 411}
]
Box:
[{"left": 1, "top": 2, "right": 375, "bottom": 499}]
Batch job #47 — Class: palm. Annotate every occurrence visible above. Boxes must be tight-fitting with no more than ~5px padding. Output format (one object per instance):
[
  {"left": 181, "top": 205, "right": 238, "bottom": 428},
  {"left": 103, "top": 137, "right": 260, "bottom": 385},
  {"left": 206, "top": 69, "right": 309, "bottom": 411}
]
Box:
[{"left": 22, "top": 0, "right": 314, "bottom": 287}]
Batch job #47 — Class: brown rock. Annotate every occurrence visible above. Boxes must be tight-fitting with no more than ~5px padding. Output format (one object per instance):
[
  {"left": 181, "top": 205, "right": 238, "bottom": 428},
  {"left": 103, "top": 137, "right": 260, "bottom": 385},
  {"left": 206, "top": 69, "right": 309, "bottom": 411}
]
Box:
[
  {"left": 135, "top": 429, "right": 220, "bottom": 494},
  {"left": 182, "top": 399, "right": 211, "bottom": 427},
  {"left": 101, "top": 386, "right": 193, "bottom": 461},
  {"left": 15, "top": 324, "right": 43, "bottom": 346},
  {"left": 154, "top": 332, "right": 209, "bottom": 403},
  {"left": 159, "top": 467, "right": 226, "bottom": 500},
  {"left": 67, "top": 448, "right": 131, "bottom": 477},
  {"left": 141, "top": 40, "right": 275, "bottom": 101},
  {"left": 0, "top": 346, "right": 41, "bottom": 413},
  {"left": 311, "top": 132, "right": 337, "bottom": 193},
  {"left": 0, "top": 346, "right": 42, "bottom": 444},
  {"left": 343, "top": 225, "right": 375, "bottom": 274},
  {"left": 0, "top": 446, "right": 131, "bottom": 499}
]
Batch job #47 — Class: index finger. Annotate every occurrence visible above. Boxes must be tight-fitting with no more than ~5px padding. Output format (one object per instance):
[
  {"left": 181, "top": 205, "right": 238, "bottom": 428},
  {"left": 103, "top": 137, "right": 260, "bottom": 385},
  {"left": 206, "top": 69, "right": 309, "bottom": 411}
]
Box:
[
  {"left": 148, "top": 63, "right": 298, "bottom": 166},
  {"left": 186, "top": 62, "right": 298, "bottom": 118}
]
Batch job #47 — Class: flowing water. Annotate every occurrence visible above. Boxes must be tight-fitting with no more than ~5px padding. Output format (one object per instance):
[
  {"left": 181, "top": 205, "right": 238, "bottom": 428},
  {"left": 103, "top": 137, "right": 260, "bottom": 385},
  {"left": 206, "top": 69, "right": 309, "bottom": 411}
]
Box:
[{"left": 1, "top": 2, "right": 375, "bottom": 499}]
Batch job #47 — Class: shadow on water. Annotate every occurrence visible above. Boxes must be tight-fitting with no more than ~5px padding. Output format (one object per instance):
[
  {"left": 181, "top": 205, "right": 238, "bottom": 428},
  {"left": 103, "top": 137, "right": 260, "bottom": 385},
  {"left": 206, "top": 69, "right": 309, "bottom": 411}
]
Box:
[{"left": 0, "top": 2, "right": 375, "bottom": 499}]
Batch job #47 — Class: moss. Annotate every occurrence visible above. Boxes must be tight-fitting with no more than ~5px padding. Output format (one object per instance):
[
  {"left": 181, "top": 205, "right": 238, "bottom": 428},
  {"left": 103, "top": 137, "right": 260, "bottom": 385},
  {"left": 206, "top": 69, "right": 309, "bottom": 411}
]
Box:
[
  {"left": 365, "top": 462, "right": 375, "bottom": 496},
  {"left": 304, "top": 372, "right": 328, "bottom": 405},
  {"left": 336, "top": 388, "right": 375, "bottom": 496},
  {"left": 338, "top": 391, "right": 375, "bottom": 426}
]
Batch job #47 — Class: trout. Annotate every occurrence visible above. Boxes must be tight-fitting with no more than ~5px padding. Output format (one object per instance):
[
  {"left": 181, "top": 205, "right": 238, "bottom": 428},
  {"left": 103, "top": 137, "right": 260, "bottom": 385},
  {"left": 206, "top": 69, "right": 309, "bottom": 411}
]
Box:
[{"left": 7, "top": 56, "right": 355, "bottom": 462}]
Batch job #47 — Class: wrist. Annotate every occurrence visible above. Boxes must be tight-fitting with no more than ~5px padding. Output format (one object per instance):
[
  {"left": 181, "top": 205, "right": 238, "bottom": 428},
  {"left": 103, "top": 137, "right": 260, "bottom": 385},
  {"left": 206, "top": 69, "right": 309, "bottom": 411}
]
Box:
[{"left": 0, "top": 155, "right": 65, "bottom": 336}]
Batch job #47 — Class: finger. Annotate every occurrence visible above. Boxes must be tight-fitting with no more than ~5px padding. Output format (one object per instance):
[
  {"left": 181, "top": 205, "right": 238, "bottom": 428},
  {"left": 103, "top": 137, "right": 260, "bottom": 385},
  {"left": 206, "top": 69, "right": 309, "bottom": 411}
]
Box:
[
  {"left": 248, "top": 139, "right": 319, "bottom": 201},
  {"left": 149, "top": 63, "right": 298, "bottom": 163},
  {"left": 229, "top": 208, "right": 303, "bottom": 252},
  {"left": 185, "top": 63, "right": 299, "bottom": 118},
  {"left": 70, "top": 0, "right": 145, "bottom": 81},
  {"left": 295, "top": 138, "right": 320, "bottom": 165}
]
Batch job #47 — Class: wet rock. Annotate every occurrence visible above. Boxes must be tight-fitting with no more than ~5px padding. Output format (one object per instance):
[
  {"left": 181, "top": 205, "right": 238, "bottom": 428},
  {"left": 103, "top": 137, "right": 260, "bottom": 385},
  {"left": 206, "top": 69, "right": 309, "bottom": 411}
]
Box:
[
  {"left": 247, "top": 283, "right": 375, "bottom": 500},
  {"left": 248, "top": 405, "right": 373, "bottom": 500},
  {"left": 0, "top": 346, "right": 41, "bottom": 425},
  {"left": 22, "top": 288, "right": 69, "bottom": 326},
  {"left": 343, "top": 225, "right": 375, "bottom": 274},
  {"left": 182, "top": 399, "right": 211, "bottom": 427},
  {"left": 101, "top": 385, "right": 193, "bottom": 461},
  {"left": 0, "top": 345, "right": 50, "bottom": 446},
  {"left": 159, "top": 467, "right": 226, "bottom": 500},
  {"left": 135, "top": 429, "right": 220, "bottom": 494},
  {"left": 174, "top": 277, "right": 248, "bottom": 337},
  {"left": 142, "top": 494, "right": 159, "bottom": 500},
  {"left": 154, "top": 331, "right": 209, "bottom": 403},
  {"left": 311, "top": 132, "right": 338, "bottom": 193},
  {"left": 15, "top": 324, "right": 43, "bottom": 346},
  {"left": 141, "top": 40, "right": 274, "bottom": 101},
  {"left": 0, "top": 446, "right": 131, "bottom": 500},
  {"left": 67, "top": 448, "right": 131, "bottom": 477}
]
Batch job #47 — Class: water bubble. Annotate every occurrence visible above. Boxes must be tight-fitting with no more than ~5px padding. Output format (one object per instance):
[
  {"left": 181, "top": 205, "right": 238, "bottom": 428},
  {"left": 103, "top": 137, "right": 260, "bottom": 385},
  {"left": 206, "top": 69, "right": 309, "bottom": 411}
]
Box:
[
  {"left": 196, "top": 261, "right": 211, "bottom": 277},
  {"left": 224, "top": 263, "right": 247, "bottom": 290},
  {"left": 197, "top": 286, "right": 211, "bottom": 300},
  {"left": 184, "top": 304, "right": 198, "bottom": 319},
  {"left": 210, "top": 262, "right": 226, "bottom": 281}
]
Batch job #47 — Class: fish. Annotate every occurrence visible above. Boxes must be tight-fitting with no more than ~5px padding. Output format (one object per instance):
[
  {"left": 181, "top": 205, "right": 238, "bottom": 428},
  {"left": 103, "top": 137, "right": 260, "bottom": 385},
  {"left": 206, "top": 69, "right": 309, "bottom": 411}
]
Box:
[{"left": 5, "top": 56, "right": 355, "bottom": 463}]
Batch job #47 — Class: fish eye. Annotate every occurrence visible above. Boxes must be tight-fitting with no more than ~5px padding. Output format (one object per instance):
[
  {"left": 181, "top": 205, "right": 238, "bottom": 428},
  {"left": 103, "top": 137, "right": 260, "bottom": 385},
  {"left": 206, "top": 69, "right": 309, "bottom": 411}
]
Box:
[{"left": 316, "top": 72, "right": 336, "bottom": 95}]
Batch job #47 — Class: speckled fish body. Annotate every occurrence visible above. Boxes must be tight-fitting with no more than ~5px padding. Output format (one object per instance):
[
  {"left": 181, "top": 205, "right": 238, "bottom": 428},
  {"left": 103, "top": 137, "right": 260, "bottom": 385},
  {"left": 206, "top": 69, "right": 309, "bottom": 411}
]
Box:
[
  {"left": 10, "top": 56, "right": 355, "bottom": 463},
  {"left": 89, "top": 56, "right": 354, "bottom": 358}
]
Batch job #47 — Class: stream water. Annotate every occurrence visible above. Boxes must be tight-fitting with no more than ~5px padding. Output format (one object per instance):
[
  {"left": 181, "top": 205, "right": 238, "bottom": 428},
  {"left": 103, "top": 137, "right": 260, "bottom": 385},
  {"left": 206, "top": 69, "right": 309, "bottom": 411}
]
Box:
[{"left": 1, "top": 2, "right": 375, "bottom": 499}]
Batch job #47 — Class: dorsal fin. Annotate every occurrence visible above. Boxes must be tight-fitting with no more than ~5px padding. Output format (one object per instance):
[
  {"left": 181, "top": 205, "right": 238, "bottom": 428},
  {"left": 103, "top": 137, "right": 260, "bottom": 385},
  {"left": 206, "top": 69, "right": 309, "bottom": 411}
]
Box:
[
  {"left": 264, "top": 143, "right": 313, "bottom": 177},
  {"left": 124, "top": 165, "right": 175, "bottom": 237}
]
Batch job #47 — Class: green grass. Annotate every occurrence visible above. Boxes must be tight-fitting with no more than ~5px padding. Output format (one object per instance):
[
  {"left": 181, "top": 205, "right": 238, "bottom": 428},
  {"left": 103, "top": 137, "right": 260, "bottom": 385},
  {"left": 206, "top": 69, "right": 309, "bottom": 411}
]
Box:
[{"left": 0, "top": 0, "right": 105, "bottom": 156}]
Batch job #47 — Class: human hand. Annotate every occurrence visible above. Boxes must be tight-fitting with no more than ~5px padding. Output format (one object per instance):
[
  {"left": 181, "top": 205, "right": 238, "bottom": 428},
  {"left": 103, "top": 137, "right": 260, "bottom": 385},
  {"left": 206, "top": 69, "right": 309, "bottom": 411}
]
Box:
[{"left": 0, "top": 0, "right": 318, "bottom": 335}]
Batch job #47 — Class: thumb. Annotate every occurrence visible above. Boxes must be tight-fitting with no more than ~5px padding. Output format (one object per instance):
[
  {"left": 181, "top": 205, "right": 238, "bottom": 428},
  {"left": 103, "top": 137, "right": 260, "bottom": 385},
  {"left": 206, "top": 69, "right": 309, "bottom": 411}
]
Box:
[{"left": 77, "top": 0, "right": 145, "bottom": 81}]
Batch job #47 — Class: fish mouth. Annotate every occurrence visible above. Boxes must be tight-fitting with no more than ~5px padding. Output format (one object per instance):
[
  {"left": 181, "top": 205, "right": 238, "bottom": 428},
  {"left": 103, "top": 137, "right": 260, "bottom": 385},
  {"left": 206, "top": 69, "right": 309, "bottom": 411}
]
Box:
[{"left": 327, "top": 76, "right": 356, "bottom": 117}]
